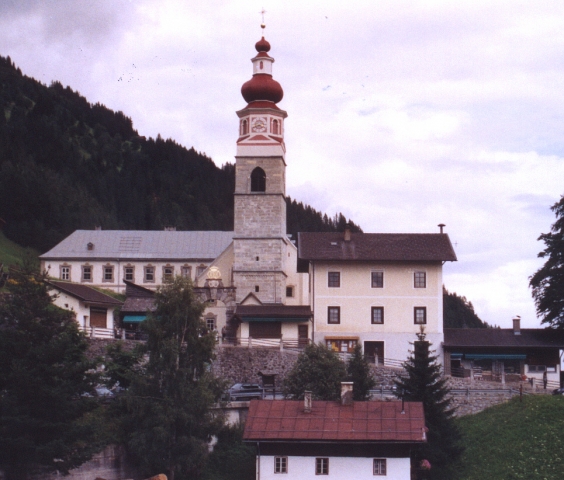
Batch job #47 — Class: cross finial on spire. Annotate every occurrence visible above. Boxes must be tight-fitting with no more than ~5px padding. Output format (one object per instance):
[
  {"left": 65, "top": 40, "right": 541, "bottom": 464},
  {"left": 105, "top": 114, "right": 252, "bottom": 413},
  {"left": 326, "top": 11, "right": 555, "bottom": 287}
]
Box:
[{"left": 260, "top": 8, "right": 266, "bottom": 31}]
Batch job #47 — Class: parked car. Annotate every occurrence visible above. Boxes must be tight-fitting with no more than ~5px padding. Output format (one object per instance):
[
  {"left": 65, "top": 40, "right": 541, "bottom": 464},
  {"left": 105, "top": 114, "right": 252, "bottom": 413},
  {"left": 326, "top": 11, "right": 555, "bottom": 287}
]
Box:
[
  {"left": 226, "top": 383, "right": 264, "bottom": 401},
  {"left": 552, "top": 387, "right": 564, "bottom": 395}
]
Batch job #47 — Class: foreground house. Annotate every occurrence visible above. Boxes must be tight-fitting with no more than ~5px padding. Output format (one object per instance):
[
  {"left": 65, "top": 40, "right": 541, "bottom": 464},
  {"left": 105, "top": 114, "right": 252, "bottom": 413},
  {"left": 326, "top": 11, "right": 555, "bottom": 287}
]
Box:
[
  {"left": 243, "top": 384, "right": 426, "bottom": 480},
  {"left": 48, "top": 280, "right": 122, "bottom": 338},
  {"left": 444, "top": 317, "right": 564, "bottom": 385}
]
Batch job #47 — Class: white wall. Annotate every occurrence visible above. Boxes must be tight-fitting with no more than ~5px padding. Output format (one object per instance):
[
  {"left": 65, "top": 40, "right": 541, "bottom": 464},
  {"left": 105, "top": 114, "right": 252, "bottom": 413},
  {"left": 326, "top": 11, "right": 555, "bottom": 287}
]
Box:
[{"left": 258, "top": 455, "right": 411, "bottom": 480}]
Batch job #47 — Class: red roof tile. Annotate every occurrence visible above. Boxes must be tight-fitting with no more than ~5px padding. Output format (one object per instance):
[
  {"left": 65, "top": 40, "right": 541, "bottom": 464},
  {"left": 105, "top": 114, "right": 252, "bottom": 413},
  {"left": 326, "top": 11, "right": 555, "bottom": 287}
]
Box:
[{"left": 244, "top": 400, "right": 426, "bottom": 443}]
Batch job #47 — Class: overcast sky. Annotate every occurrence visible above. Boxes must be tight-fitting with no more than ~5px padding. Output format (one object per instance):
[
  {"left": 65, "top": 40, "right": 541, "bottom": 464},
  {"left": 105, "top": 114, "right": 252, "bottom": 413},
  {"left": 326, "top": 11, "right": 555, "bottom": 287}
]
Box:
[{"left": 1, "top": 0, "right": 563, "bottom": 328}]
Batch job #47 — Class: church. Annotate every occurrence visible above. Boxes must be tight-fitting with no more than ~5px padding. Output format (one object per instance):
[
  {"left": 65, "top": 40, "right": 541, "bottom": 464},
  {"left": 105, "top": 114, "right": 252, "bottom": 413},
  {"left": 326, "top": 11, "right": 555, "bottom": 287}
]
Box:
[{"left": 40, "top": 31, "right": 457, "bottom": 364}]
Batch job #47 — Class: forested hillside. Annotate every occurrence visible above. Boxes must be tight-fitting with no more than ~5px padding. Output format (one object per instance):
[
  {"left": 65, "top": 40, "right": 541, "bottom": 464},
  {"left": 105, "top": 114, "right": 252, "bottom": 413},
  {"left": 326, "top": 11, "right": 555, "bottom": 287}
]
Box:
[{"left": 0, "top": 55, "right": 360, "bottom": 253}]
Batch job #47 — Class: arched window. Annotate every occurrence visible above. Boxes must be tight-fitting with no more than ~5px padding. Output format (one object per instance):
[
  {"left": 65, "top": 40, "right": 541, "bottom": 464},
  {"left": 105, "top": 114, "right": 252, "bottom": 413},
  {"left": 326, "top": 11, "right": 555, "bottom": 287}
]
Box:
[
  {"left": 241, "top": 119, "right": 248, "bottom": 136},
  {"left": 272, "top": 119, "right": 279, "bottom": 135},
  {"left": 251, "top": 167, "right": 266, "bottom": 192}
]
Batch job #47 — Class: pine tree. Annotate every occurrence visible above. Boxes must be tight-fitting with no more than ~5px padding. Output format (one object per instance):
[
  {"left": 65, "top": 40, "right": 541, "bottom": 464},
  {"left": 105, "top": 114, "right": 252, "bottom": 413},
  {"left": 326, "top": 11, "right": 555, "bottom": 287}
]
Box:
[
  {"left": 394, "top": 329, "right": 463, "bottom": 480},
  {"left": 0, "top": 266, "right": 99, "bottom": 480},
  {"left": 118, "top": 276, "right": 225, "bottom": 480},
  {"left": 346, "top": 344, "right": 376, "bottom": 400},
  {"left": 530, "top": 196, "right": 564, "bottom": 327}
]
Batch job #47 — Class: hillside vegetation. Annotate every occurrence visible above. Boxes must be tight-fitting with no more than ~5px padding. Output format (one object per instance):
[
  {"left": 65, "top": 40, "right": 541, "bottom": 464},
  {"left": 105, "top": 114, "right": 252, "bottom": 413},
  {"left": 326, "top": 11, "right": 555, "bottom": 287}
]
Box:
[
  {"left": 0, "top": 55, "right": 360, "bottom": 254},
  {"left": 456, "top": 395, "right": 564, "bottom": 479}
]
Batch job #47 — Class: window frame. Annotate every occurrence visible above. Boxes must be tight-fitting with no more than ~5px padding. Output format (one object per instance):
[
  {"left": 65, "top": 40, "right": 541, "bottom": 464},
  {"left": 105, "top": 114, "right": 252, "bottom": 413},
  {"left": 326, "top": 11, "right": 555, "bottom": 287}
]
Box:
[
  {"left": 315, "top": 458, "right": 329, "bottom": 475},
  {"left": 123, "top": 266, "right": 135, "bottom": 282},
  {"left": 373, "top": 458, "right": 387, "bottom": 476},
  {"left": 414, "top": 271, "right": 426, "bottom": 288},
  {"left": 144, "top": 265, "right": 155, "bottom": 283},
  {"left": 163, "top": 265, "right": 174, "bottom": 282},
  {"left": 196, "top": 265, "right": 206, "bottom": 277},
  {"left": 60, "top": 265, "right": 71, "bottom": 281},
  {"left": 205, "top": 315, "right": 216, "bottom": 332},
  {"left": 81, "top": 265, "right": 92, "bottom": 283},
  {"left": 181, "top": 265, "right": 192, "bottom": 279},
  {"left": 328, "top": 271, "right": 341, "bottom": 288},
  {"left": 414, "top": 306, "right": 427, "bottom": 325},
  {"left": 371, "top": 306, "right": 384, "bottom": 325},
  {"left": 371, "top": 271, "right": 384, "bottom": 288},
  {"left": 286, "top": 285, "right": 294, "bottom": 298},
  {"left": 328, "top": 306, "right": 341, "bottom": 325},
  {"left": 274, "top": 456, "right": 288, "bottom": 474},
  {"left": 102, "top": 265, "right": 114, "bottom": 283}
]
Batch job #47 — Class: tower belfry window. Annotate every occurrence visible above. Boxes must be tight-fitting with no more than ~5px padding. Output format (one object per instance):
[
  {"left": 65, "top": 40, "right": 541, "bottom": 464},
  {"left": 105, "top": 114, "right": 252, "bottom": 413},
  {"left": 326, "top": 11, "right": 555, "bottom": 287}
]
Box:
[{"left": 250, "top": 167, "right": 266, "bottom": 192}]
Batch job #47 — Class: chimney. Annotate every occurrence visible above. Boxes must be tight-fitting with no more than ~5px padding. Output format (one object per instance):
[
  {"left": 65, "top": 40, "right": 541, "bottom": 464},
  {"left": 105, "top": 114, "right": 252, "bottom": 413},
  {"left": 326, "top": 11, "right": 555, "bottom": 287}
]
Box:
[
  {"left": 340, "top": 382, "right": 353, "bottom": 406},
  {"left": 344, "top": 223, "right": 351, "bottom": 242},
  {"left": 438, "top": 223, "right": 445, "bottom": 234},
  {"left": 513, "top": 316, "right": 521, "bottom": 335},
  {"left": 304, "top": 391, "right": 312, "bottom": 413}
]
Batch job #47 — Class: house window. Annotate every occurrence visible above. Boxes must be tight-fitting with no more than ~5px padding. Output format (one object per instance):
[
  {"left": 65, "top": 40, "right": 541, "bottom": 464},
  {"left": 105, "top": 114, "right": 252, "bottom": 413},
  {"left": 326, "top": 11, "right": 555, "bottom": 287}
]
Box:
[
  {"left": 328, "top": 306, "right": 340, "bottom": 324},
  {"left": 255, "top": 285, "right": 260, "bottom": 293},
  {"left": 315, "top": 458, "right": 329, "bottom": 475},
  {"left": 124, "top": 266, "right": 134, "bottom": 282},
  {"left": 181, "top": 266, "right": 192, "bottom": 279},
  {"left": 372, "top": 271, "right": 384, "bottom": 288},
  {"left": 206, "top": 315, "right": 216, "bottom": 332},
  {"left": 371, "top": 307, "right": 384, "bottom": 324},
  {"left": 251, "top": 167, "right": 266, "bottom": 192},
  {"left": 328, "top": 271, "right": 340, "bottom": 288},
  {"left": 286, "top": 286, "right": 294, "bottom": 297},
  {"left": 81, "top": 265, "right": 92, "bottom": 282},
  {"left": 274, "top": 456, "right": 287, "bottom": 474},
  {"left": 373, "top": 459, "right": 387, "bottom": 475},
  {"left": 414, "top": 271, "right": 426, "bottom": 288},
  {"left": 103, "top": 266, "right": 114, "bottom": 282},
  {"left": 144, "top": 266, "right": 155, "bottom": 283},
  {"left": 414, "top": 307, "right": 427, "bottom": 325},
  {"left": 60, "top": 265, "right": 71, "bottom": 281},
  {"left": 196, "top": 265, "right": 206, "bottom": 277},
  {"left": 163, "top": 266, "right": 174, "bottom": 281}
]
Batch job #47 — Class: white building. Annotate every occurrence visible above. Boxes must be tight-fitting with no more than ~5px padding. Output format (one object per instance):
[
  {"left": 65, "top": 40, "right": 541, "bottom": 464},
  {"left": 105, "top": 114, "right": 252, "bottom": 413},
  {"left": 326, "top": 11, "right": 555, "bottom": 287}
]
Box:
[
  {"left": 243, "top": 386, "right": 426, "bottom": 480},
  {"left": 298, "top": 227, "right": 456, "bottom": 363},
  {"left": 39, "top": 31, "right": 456, "bottom": 361}
]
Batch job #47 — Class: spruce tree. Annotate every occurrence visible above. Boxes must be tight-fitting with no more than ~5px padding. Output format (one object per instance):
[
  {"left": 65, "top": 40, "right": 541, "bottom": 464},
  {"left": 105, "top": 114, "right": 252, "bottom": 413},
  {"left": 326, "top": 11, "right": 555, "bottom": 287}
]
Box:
[
  {"left": 0, "top": 266, "right": 99, "bottom": 480},
  {"left": 394, "top": 329, "right": 463, "bottom": 479},
  {"left": 346, "top": 344, "right": 376, "bottom": 400}
]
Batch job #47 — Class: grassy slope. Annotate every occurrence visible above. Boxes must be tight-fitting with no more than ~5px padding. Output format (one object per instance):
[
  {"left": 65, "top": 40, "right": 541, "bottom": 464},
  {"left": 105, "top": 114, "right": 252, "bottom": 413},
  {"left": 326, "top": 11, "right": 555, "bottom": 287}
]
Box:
[
  {"left": 457, "top": 395, "right": 564, "bottom": 479},
  {"left": 0, "top": 230, "right": 38, "bottom": 268}
]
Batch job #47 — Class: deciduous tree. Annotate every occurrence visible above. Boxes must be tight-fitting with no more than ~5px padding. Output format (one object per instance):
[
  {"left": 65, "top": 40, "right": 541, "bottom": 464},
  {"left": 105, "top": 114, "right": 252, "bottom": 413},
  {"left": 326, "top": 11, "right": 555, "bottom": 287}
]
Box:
[
  {"left": 283, "top": 343, "right": 346, "bottom": 400},
  {"left": 530, "top": 196, "right": 564, "bottom": 328},
  {"left": 118, "top": 277, "right": 225, "bottom": 480},
  {"left": 346, "top": 344, "right": 376, "bottom": 400}
]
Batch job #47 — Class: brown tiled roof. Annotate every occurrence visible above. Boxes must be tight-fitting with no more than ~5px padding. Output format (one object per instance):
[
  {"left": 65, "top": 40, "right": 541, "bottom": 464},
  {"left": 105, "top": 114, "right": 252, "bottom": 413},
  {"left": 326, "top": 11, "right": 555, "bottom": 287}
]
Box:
[
  {"left": 121, "top": 297, "right": 156, "bottom": 314},
  {"left": 124, "top": 280, "right": 155, "bottom": 298},
  {"left": 243, "top": 400, "right": 426, "bottom": 443},
  {"left": 235, "top": 304, "right": 312, "bottom": 319},
  {"left": 298, "top": 232, "right": 457, "bottom": 262},
  {"left": 48, "top": 281, "right": 122, "bottom": 306},
  {"left": 444, "top": 328, "right": 564, "bottom": 349}
]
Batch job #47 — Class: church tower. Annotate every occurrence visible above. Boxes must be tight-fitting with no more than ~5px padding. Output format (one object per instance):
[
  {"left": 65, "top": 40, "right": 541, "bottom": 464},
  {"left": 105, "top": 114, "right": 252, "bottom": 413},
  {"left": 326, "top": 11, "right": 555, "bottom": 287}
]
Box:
[{"left": 233, "top": 31, "right": 289, "bottom": 304}]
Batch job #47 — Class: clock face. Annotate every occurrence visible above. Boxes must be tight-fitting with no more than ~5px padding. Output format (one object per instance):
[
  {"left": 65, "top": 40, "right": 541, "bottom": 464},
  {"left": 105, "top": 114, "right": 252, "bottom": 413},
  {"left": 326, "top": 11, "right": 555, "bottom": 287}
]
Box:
[{"left": 251, "top": 117, "right": 267, "bottom": 133}]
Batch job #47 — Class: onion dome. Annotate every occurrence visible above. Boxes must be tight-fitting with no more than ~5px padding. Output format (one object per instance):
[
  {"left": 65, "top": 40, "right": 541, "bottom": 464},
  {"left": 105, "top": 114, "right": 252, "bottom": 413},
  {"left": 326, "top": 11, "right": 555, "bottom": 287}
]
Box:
[{"left": 241, "top": 37, "right": 284, "bottom": 104}]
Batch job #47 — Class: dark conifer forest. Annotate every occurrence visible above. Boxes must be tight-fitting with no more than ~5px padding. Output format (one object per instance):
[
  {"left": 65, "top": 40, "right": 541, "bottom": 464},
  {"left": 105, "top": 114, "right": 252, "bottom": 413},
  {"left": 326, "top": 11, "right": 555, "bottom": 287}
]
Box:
[{"left": 0, "top": 55, "right": 360, "bottom": 253}]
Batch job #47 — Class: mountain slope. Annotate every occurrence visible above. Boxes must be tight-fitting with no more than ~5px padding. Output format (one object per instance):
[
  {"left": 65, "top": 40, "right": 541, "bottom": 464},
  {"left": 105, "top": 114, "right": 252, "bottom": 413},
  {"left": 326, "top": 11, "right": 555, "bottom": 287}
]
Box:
[{"left": 0, "top": 55, "right": 360, "bottom": 253}]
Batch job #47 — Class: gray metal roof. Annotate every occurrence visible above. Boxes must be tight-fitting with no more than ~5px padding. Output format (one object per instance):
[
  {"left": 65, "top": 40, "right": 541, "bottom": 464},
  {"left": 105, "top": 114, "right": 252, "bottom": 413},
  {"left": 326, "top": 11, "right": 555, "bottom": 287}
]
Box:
[{"left": 40, "top": 230, "right": 234, "bottom": 261}]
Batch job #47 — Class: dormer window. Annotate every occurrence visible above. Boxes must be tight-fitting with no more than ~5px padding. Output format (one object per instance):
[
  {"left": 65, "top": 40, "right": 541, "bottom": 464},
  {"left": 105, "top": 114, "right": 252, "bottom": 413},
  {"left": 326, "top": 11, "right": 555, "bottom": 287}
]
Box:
[
  {"left": 87, "top": 242, "right": 94, "bottom": 251},
  {"left": 250, "top": 167, "right": 266, "bottom": 192}
]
